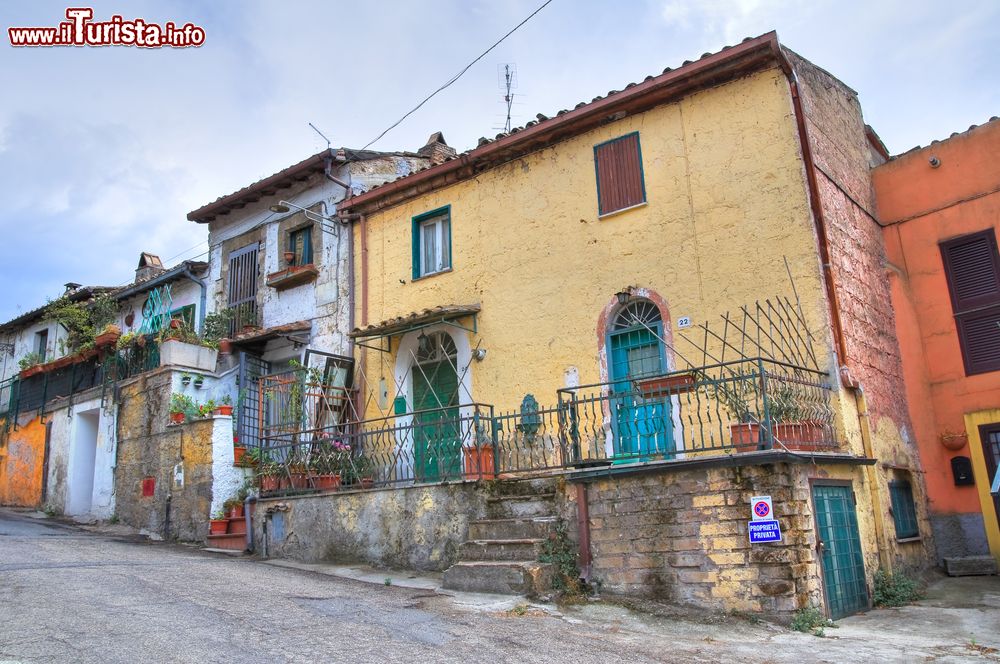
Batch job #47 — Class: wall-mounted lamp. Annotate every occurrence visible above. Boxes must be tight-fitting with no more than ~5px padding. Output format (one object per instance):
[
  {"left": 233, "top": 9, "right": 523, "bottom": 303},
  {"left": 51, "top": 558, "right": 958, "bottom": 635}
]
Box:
[
  {"left": 472, "top": 348, "right": 487, "bottom": 362},
  {"left": 615, "top": 287, "right": 634, "bottom": 306},
  {"left": 929, "top": 156, "right": 941, "bottom": 168},
  {"left": 417, "top": 331, "right": 430, "bottom": 355}
]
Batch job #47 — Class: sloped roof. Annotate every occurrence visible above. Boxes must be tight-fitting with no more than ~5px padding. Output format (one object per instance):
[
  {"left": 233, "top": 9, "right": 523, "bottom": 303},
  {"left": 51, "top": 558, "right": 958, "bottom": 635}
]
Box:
[
  {"left": 0, "top": 286, "right": 115, "bottom": 334},
  {"left": 349, "top": 304, "right": 481, "bottom": 339}
]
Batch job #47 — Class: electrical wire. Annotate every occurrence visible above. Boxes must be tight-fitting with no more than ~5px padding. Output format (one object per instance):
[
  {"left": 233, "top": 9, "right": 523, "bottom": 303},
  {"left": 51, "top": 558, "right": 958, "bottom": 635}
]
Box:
[{"left": 361, "top": 0, "right": 556, "bottom": 150}]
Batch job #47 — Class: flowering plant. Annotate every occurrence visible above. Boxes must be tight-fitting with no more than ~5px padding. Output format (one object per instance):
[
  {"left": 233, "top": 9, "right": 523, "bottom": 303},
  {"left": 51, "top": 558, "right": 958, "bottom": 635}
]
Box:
[{"left": 310, "top": 434, "right": 352, "bottom": 475}]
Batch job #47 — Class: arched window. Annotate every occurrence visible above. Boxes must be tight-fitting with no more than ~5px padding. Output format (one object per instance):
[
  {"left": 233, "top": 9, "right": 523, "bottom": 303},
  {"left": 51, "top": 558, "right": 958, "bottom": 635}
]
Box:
[
  {"left": 416, "top": 331, "right": 457, "bottom": 364},
  {"left": 612, "top": 299, "right": 662, "bottom": 331}
]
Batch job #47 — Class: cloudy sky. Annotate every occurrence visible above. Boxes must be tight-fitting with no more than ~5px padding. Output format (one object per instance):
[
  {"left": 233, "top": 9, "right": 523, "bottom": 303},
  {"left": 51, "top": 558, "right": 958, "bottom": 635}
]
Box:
[{"left": 0, "top": 0, "right": 997, "bottom": 322}]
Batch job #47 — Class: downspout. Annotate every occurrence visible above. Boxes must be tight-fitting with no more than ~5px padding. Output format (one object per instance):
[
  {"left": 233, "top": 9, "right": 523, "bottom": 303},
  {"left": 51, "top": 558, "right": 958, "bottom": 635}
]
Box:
[
  {"left": 180, "top": 264, "right": 208, "bottom": 334},
  {"left": 774, "top": 43, "right": 891, "bottom": 569}
]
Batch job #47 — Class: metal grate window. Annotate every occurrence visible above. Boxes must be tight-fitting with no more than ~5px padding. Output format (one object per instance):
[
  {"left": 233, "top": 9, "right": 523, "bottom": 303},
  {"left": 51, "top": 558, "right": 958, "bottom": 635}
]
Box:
[
  {"left": 227, "top": 243, "right": 259, "bottom": 335},
  {"left": 889, "top": 480, "right": 919, "bottom": 539},
  {"left": 594, "top": 132, "right": 646, "bottom": 216}
]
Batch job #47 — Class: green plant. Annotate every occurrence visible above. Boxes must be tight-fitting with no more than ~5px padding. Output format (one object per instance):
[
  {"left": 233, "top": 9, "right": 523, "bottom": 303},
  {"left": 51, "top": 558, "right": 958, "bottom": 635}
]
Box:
[
  {"left": 107, "top": 514, "right": 120, "bottom": 525},
  {"left": 197, "top": 400, "right": 216, "bottom": 418},
  {"left": 716, "top": 374, "right": 760, "bottom": 423},
  {"left": 873, "top": 569, "right": 924, "bottom": 607},
  {"left": 169, "top": 393, "right": 196, "bottom": 417},
  {"left": 201, "top": 309, "right": 234, "bottom": 348},
  {"left": 790, "top": 606, "right": 830, "bottom": 636},
  {"left": 44, "top": 292, "right": 118, "bottom": 353},
  {"left": 221, "top": 394, "right": 232, "bottom": 406},
  {"left": 767, "top": 381, "right": 805, "bottom": 423},
  {"left": 18, "top": 352, "right": 44, "bottom": 371},
  {"left": 384, "top": 577, "right": 392, "bottom": 586},
  {"left": 116, "top": 332, "right": 139, "bottom": 350},
  {"left": 538, "top": 520, "right": 583, "bottom": 594},
  {"left": 212, "top": 509, "right": 226, "bottom": 520}
]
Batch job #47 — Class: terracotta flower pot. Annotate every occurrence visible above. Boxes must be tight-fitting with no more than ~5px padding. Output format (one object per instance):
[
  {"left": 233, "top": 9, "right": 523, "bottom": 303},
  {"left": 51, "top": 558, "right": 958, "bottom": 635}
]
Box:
[
  {"left": 361, "top": 477, "right": 375, "bottom": 490},
  {"left": 289, "top": 472, "right": 310, "bottom": 490},
  {"left": 233, "top": 445, "right": 246, "bottom": 465},
  {"left": 635, "top": 373, "right": 697, "bottom": 397},
  {"left": 216, "top": 405, "right": 234, "bottom": 416},
  {"left": 260, "top": 475, "right": 280, "bottom": 492},
  {"left": 312, "top": 474, "right": 341, "bottom": 491},
  {"left": 170, "top": 412, "right": 186, "bottom": 425},
  {"left": 228, "top": 504, "right": 245, "bottom": 519},
  {"left": 463, "top": 446, "right": 496, "bottom": 479},
  {"left": 730, "top": 422, "right": 762, "bottom": 452},
  {"left": 94, "top": 331, "right": 121, "bottom": 348},
  {"left": 209, "top": 519, "right": 228, "bottom": 535},
  {"left": 940, "top": 433, "right": 968, "bottom": 451},
  {"left": 774, "top": 421, "right": 827, "bottom": 450},
  {"left": 218, "top": 339, "right": 233, "bottom": 354},
  {"left": 284, "top": 251, "right": 295, "bottom": 265}
]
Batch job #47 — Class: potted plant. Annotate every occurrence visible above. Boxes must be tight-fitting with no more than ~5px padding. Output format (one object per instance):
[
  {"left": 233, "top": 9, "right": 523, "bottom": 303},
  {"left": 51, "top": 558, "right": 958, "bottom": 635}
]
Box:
[
  {"left": 193, "top": 374, "right": 205, "bottom": 389},
  {"left": 223, "top": 497, "right": 245, "bottom": 519},
  {"left": 169, "top": 393, "right": 195, "bottom": 424},
  {"left": 257, "top": 454, "right": 281, "bottom": 492},
  {"left": 940, "top": 430, "right": 968, "bottom": 451},
  {"left": 283, "top": 250, "right": 295, "bottom": 265},
  {"left": 94, "top": 323, "right": 122, "bottom": 349},
  {"left": 209, "top": 510, "right": 228, "bottom": 535},
  {"left": 18, "top": 352, "right": 44, "bottom": 378},
  {"left": 309, "top": 436, "right": 348, "bottom": 491},
  {"left": 355, "top": 454, "right": 376, "bottom": 489},
  {"left": 215, "top": 395, "right": 234, "bottom": 417},
  {"left": 768, "top": 382, "right": 825, "bottom": 450},
  {"left": 196, "top": 400, "right": 215, "bottom": 418},
  {"left": 180, "top": 372, "right": 192, "bottom": 387},
  {"left": 634, "top": 371, "right": 698, "bottom": 398},
  {"left": 718, "top": 378, "right": 762, "bottom": 452}
]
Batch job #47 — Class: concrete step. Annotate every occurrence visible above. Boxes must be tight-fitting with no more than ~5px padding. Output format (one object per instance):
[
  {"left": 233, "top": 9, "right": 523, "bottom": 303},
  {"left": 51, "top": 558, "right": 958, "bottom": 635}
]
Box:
[
  {"left": 442, "top": 560, "right": 554, "bottom": 596},
  {"left": 486, "top": 493, "right": 557, "bottom": 519},
  {"left": 206, "top": 532, "right": 246, "bottom": 551},
  {"left": 459, "top": 539, "right": 545, "bottom": 562},
  {"left": 469, "top": 516, "right": 558, "bottom": 541},
  {"left": 227, "top": 517, "right": 247, "bottom": 535},
  {"left": 944, "top": 556, "right": 998, "bottom": 577},
  {"left": 494, "top": 478, "right": 560, "bottom": 497}
]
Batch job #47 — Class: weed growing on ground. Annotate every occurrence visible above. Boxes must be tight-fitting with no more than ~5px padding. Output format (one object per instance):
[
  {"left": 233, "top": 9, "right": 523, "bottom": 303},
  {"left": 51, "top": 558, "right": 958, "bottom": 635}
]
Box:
[
  {"left": 383, "top": 577, "right": 392, "bottom": 586},
  {"left": 107, "top": 515, "right": 120, "bottom": 525},
  {"left": 873, "top": 569, "right": 924, "bottom": 607},
  {"left": 791, "top": 606, "right": 834, "bottom": 637}
]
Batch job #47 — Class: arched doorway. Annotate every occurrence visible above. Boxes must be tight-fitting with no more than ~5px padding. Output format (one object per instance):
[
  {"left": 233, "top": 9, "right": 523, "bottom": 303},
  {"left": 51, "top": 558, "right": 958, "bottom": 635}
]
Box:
[
  {"left": 607, "top": 300, "right": 674, "bottom": 459},
  {"left": 412, "top": 331, "right": 462, "bottom": 481}
]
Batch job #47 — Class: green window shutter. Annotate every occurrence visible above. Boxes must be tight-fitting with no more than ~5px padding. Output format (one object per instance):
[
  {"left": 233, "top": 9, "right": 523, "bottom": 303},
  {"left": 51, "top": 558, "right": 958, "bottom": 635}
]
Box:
[
  {"left": 302, "top": 227, "right": 313, "bottom": 265},
  {"left": 889, "top": 480, "right": 919, "bottom": 539}
]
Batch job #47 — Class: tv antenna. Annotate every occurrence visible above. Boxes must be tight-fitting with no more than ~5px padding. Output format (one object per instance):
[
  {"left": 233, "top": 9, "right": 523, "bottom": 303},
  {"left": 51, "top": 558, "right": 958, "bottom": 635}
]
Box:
[
  {"left": 498, "top": 63, "right": 518, "bottom": 133},
  {"left": 309, "top": 122, "right": 332, "bottom": 149}
]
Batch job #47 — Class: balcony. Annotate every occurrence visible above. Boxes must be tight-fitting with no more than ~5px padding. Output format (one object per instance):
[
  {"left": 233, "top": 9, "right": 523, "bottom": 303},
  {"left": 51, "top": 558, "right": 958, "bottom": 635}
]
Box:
[{"left": 247, "top": 357, "right": 838, "bottom": 495}]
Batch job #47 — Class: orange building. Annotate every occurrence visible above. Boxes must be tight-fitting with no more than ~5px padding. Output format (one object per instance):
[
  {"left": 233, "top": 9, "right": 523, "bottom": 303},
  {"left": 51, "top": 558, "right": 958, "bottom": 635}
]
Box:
[{"left": 875, "top": 118, "right": 1000, "bottom": 567}]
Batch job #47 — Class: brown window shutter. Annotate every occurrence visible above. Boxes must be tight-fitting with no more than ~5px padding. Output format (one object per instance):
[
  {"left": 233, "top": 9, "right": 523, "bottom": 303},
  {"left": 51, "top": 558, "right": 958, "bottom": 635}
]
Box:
[
  {"left": 595, "top": 133, "right": 645, "bottom": 216},
  {"left": 940, "top": 229, "right": 1000, "bottom": 375}
]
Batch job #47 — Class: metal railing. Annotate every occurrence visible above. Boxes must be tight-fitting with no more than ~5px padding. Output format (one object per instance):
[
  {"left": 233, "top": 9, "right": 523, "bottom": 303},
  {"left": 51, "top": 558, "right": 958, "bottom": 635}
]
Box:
[
  {"left": 252, "top": 357, "right": 837, "bottom": 496},
  {"left": 108, "top": 338, "right": 160, "bottom": 382}
]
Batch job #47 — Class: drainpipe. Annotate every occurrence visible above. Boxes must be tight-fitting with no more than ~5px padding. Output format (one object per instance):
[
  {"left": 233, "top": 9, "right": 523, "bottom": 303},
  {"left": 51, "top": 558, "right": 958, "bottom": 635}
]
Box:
[
  {"left": 855, "top": 388, "right": 892, "bottom": 572},
  {"left": 243, "top": 495, "right": 256, "bottom": 553},
  {"left": 576, "top": 483, "right": 593, "bottom": 582},
  {"left": 180, "top": 264, "right": 208, "bottom": 334}
]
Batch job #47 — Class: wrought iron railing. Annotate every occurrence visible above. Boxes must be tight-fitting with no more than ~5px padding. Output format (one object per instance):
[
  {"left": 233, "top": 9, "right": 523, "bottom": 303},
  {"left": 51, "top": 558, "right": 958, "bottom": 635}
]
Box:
[
  {"left": 252, "top": 358, "right": 837, "bottom": 496},
  {"left": 227, "top": 301, "right": 259, "bottom": 337},
  {"left": 108, "top": 338, "right": 160, "bottom": 382}
]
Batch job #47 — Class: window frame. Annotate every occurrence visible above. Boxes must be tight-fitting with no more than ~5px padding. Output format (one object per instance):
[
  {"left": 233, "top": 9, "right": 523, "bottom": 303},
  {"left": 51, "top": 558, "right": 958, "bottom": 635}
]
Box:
[
  {"left": 35, "top": 329, "right": 48, "bottom": 363},
  {"left": 888, "top": 479, "right": 920, "bottom": 541},
  {"left": 411, "top": 205, "right": 452, "bottom": 280},
  {"left": 170, "top": 304, "right": 196, "bottom": 332},
  {"left": 593, "top": 131, "right": 647, "bottom": 217},
  {"left": 288, "top": 225, "right": 314, "bottom": 267},
  {"left": 939, "top": 229, "right": 1000, "bottom": 375}
]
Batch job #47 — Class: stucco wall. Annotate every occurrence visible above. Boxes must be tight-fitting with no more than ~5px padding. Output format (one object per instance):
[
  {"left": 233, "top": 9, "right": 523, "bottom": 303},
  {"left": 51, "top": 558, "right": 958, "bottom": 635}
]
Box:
[
  {"left": 875, "top": 119, "right": 1000, "bottom": 563},
  {"left": 0, "top": 414, "right": 46, "bottom": 507},
  {"left": 117, "top": 278, "right": 203, "bottom": 335},
  {"left": 354, "top": 67, "right": 831, "bottom": 418},
  {"left": 255, "top": 482, "right": 490, "bottom": 571}
]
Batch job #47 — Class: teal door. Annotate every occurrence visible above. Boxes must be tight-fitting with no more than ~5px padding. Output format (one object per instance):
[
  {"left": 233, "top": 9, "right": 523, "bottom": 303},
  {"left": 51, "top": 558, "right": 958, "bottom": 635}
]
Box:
[
  {"left": 812, "top": 484, "right": 869, "bottom": 619},
  {"left": 608, "top": 318, "right": 673, "bottom": 460},
  {"left": 412, "top": 333, "right": 461, "bottom": 481}
]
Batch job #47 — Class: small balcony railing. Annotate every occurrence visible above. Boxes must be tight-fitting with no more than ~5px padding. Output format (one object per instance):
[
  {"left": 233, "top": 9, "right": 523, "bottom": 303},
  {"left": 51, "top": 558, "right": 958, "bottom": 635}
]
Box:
[{"left": 250, "top": 357, "right": 837, "bottom": 496}]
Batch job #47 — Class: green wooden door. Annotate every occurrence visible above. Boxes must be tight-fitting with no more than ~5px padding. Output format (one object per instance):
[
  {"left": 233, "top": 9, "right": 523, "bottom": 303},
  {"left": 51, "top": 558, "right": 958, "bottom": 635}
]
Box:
[
  {"left": 608, "top": 324, "right": 672, "bottom": 460},
  {"left": 413, "top": 358, "right": 461, "bottom": 482},
  {"left": 812, "top": 484, "right": 869, "bottom": 619}
]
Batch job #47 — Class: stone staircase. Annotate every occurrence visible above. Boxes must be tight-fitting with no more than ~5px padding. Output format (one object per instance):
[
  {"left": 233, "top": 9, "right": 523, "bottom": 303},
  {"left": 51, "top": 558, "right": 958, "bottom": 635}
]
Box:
[
  {"left": 206, "top": 509, "right": 249, "bottom": 551},
  {"left": 443, "top": 478, "right": 560, "bottom": 596}
]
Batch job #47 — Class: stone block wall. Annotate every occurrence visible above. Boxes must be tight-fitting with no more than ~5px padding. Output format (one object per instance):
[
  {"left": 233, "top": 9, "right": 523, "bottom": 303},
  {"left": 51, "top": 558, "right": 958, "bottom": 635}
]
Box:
[
  {"left": 578, "top": 463, "right": 822, "bottom": 617},
  {"left": 256, "top": 482, "right": 490, "bottom": 571}
]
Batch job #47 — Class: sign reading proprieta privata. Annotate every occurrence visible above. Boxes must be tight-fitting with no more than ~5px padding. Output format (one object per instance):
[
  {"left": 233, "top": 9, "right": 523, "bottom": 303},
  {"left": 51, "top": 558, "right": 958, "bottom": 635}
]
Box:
[{"left": 748, "top": 519, "right": 783, "bottom": 544}]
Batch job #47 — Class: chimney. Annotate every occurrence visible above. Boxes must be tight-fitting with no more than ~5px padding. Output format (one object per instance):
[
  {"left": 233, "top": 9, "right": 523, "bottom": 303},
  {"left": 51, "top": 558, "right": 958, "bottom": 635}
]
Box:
[
  {"left": 63, "top": 282, "right": 82, "bottom": 295},
  {"left": 417, "top": 131, "right": 457, "bottom": 165},
  {"left": 136, "top": 253, "right": 165, "bottom": 282}
]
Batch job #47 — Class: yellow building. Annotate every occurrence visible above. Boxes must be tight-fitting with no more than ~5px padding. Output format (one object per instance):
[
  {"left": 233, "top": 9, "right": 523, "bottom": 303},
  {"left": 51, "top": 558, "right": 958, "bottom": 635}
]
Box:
[{"left": 325, "top": 32, "right": 933, "bottom": 618}]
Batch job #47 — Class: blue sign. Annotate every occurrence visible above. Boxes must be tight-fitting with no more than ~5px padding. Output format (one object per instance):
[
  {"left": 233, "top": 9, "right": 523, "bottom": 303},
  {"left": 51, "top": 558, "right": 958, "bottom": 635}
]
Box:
[{"left": 748, "top": 519, "right": 783, "bottom": 544}]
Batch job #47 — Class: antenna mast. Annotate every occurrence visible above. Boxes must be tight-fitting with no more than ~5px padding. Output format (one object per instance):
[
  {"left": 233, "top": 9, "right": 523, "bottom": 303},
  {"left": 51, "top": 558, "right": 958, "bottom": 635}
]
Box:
[{"left": 498, "top": 63, "right": 518, "bottom": 133}]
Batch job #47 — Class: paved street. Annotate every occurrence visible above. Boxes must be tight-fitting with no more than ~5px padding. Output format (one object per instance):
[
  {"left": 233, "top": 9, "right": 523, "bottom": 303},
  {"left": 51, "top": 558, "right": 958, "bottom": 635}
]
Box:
[{"left": 1, "top": 509, "right": 998, "bottom": 663}]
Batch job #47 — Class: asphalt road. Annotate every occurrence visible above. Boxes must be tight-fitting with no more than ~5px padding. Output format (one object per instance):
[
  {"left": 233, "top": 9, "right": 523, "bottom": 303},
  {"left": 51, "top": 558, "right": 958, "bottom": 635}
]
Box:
[{"left": 1, "top": 509, "right": 997, "bottom": 663}]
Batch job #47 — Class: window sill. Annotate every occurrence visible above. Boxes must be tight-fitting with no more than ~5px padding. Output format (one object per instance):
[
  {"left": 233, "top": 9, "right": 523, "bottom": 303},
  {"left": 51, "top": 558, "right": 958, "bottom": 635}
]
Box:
[
  {"left": 266, "top": 264, "right": 319, "bottom": 291},
  {"left": 598, "top": 201, "right": 648, "bottom": 220},
  {"left": 412, "top": 267, "right": 453, "bottom": 282},
  {"left": 895, "top": 536, "right": 922, "bottom": 544}
]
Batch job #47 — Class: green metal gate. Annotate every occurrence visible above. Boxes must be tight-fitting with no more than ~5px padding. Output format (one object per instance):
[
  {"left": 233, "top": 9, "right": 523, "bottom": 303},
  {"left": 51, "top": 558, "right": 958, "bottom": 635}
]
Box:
[{"left": 812, "top": 483, "right": 869, "bottom": 619}]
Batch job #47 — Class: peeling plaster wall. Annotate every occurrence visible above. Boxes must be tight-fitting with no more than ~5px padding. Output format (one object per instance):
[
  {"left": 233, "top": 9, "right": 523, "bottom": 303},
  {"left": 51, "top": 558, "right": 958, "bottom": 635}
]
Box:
[
  {"left": 0, "top": 414, "right": 46, "bottom": 507},
  {"left": 210, "top": 413, "right": 249, "bottom": 516},
  {"left": 255, "top": 482, "right": 489, "bottom": 571},
  {"left": 0, "top": 319, "right": 70, "bottom": 385}
]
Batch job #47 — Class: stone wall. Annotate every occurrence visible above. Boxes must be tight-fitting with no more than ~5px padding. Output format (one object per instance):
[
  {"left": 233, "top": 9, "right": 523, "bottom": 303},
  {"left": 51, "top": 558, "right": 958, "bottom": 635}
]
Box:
[
  {"left": 576, "top": 462, "right": 822, "bottom": 617},
  {"left": 255, "top": 482, "right": 490, "bottom": 572},
  {"left": 115, "top": 368, "right": 217, "bottom": 541}
]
